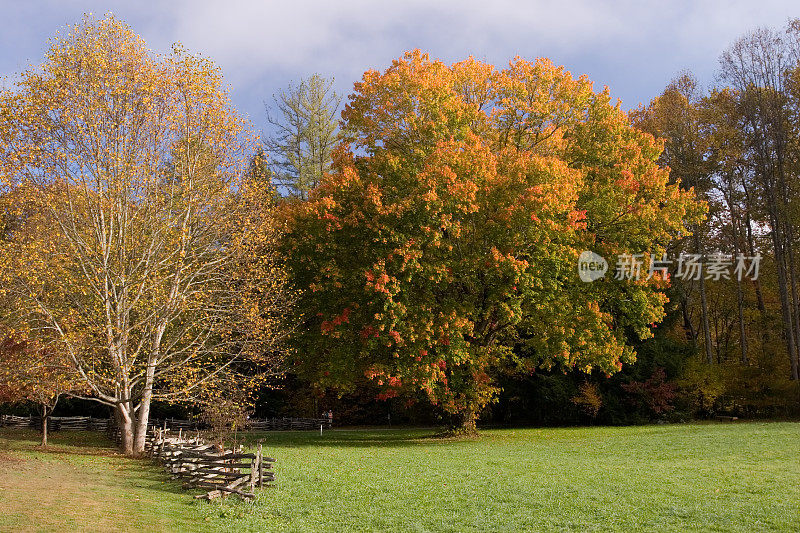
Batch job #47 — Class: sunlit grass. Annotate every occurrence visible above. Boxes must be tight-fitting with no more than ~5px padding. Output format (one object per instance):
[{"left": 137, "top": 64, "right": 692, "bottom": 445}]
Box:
[
  {"left": 220, "top": 422, "right": 800, "bottom": 532},
  {"left": 2, "top": 422, "right": 799, "bottom": 532}
]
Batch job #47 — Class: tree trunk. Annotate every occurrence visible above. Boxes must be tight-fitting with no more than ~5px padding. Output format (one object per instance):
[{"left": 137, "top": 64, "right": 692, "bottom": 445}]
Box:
[
  {"left": 772, "top": 229, "right": 799, "bottom": 380},
  {"left": 117, "top": 404, "right": 135, "bottom": 456},
  {"left": 767, "top": 211, "right": 800, "bottom": 380},
  {"left": 744, "top": 208, "right": 770, "bottom": 352},
  {"left": 133, "top": 404, "right": 151, "bottom": 455},
  {"left": 681, "top": 298, "right": 696, "bottom": 342},
  {"left": 784, "top": 230, "right": 800, "bottom": 379},
  {"left": 133, "top": 373, "right": 155, "bottom": 455},
  {"left": 775, "top": 145, "right": 800, "bottom": 379},
  {"left": 699, "top": 268, "right": 713, "bottom": 364},
  {"left": 732, "top": 223, "right": 748, "bottom": 365},
  {"left": 693, "top": 234, "right": 713, "bottom": 364},
  {"left": 736, "top": 278, "right": 748, "bottom": 364},
  {"left": 453, "top": 408, "right": 478, "bottom": 436},
  {"left": 40, "top": 408, "right": 49, "bottom": 447},
  {"left": 132, "top": 324, "right": 167, "bottom": 455}
]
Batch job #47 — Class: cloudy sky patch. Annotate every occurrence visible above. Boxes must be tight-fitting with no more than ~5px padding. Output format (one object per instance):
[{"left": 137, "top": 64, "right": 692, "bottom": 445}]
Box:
[{"left": 0, "top": 1, "right": 796, "bottom": 128}]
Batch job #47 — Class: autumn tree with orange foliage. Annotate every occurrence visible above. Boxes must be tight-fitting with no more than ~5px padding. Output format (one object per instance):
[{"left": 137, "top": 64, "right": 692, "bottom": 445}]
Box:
[
  {"left": 0, "top": 187, "right": 88, "bottom": 446},
  {"left": 284, "top": 51, "right": 703, "bottom": 433},
  {"left": 0, "top": 16, "right": 293, "bottom": 455},
  {"left": 0, "top": 336, "right": 87, "bottom": 446}
]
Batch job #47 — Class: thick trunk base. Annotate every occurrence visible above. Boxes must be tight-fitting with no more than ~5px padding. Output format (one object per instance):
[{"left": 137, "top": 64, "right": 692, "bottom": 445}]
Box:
[{"left": 437, "top": 411, "right": 479, "bottom": 438}]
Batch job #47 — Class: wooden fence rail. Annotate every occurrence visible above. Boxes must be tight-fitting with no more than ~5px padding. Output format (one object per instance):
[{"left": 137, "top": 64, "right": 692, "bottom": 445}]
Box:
[
  {"left": 248, "top": 417, "right": 332, "bottom": 431},
  {"left": 3, "top": 414, "right": 330, "bottom": 433},
  {"left": 0, "top": 415, "right": 109, "bottom": 431},
  {"left": 0, "top": 415, "right": 33, "bottom": 428},
  {"left": 150, "top": 430, "right": 275, "bottom": 500},
  {"left": 146, "top": 416, "right": 332, "bottom": 432}
]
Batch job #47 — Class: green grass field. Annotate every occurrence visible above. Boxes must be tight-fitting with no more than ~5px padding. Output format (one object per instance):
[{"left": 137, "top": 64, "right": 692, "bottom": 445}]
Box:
[{"left": 1, "top": 422, "right": 798, "bottom": 532}]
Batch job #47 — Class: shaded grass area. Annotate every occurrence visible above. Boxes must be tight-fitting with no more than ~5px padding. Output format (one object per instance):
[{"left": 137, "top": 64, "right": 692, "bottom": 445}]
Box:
[
  {"left": 2, "top": 422, "right": 799, "bottom": 532},
  {"left": 0, "top": 429, "right": 214, "bottom": 532}
]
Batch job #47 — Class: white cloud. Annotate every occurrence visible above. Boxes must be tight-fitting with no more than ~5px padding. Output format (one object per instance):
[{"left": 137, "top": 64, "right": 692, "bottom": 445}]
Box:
[{"left": 0, "top": 0, "right": 797, "bottom": 119}]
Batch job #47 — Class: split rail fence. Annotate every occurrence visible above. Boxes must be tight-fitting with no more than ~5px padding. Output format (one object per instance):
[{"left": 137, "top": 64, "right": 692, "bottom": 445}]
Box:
[
  {"left": 1, "top": 414, "right": 277, "bottom": 500},
  {"left": 0, "top": 415, "right": 109, "bottom": 431},
  {"left": 146, "top": 416, "right": 332, "bottom": 432},
  {"left": 150, "top": 429, "right": 275, "bottom": 500},
  {"left": 1, "top": 415, "right": 330, "bottom": 433}
]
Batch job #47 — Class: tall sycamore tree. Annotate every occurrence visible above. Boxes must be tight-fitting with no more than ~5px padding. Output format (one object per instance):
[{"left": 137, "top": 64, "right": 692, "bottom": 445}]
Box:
[
  {"left": 0, "top": 16, "right": 292, "bottom": 454},
  {"left": 284, "top": 51, "right": 702, "bottom": 432}
]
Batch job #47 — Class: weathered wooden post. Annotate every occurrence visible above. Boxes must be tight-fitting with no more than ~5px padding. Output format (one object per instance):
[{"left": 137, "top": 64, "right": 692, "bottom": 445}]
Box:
[
  {"left": 249, "top": 448, "right": 258, "bottom": 494},
  {"left": 257, "top": 444, "right": 264, "bottom": 489}
]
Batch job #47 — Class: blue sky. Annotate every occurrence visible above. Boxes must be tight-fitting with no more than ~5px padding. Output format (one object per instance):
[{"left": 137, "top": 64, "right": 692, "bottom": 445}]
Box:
[{"left": 1, "top": 1, "right": 797, "bottom": 133}]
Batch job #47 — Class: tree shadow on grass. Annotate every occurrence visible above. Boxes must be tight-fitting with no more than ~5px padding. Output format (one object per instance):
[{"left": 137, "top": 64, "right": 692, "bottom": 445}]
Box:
[
  {"left": 121, "top": 461, "right": 199, "bottom": 497},
  {"left": 0, "top": 429, "right": 122, "bottom": 459},
  {"left": 239, "top": 428, "right": 445, "bottom": 449},
  {"left": 0, "top": 428, "right": 113, "bottom": 448}
]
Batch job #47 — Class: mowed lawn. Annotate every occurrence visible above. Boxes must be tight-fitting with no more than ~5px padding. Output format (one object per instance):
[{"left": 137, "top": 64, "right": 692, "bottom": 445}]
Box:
[
  {"left": 0, "top": 430, "right": 205, "bottom": 532},
  {"left": 1, "top": 423, "right": 799, "bottom": 532}
]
